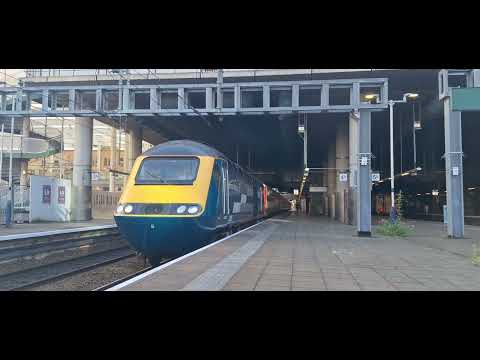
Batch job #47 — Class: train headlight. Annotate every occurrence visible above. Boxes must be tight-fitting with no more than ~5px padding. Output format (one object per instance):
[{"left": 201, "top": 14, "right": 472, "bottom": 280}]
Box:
[
  {"left": 124, "top": 204, "right": 133, "bottom": 214},
  {"left": 187, "top": 205, "right": 200, "bottom": 214},
  {"left": 116, "top": 204, "right": 124, "bottom": 214},
  {"left": 176, "top": 205, "right": 187, "bottom": 214}
]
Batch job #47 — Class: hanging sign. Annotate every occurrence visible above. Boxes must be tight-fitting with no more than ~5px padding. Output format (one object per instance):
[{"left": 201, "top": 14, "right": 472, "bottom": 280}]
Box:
[
  {"left": 339, "top": 173, "right": 348, "bottom": 182},
  {"left": 451, "top": 88, "right": 480, "bottom": 111},
  {"left": 371, "top": 173, "right": 380, "bottom": 182}
]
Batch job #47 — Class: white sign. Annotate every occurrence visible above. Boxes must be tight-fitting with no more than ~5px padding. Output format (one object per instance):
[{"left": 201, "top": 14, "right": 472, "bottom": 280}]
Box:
[
  {"left": 452, "top": 167, "right": 459, "bottom": 176},
  {"left": 371, "top": 173, "right": 380, "bottom": 182},
  {"left": 91, "top": 172, "right": 100, "bottom": 181},
  {"left": 360, "top": 156, "right": 368, "bottom": 166},
  {"left": 339, "top": 173, "right": 348, "bottom": 182},
  {"left": 310, "top": 186, "right": 327, "bottom": 193},
  {"left": 293, "top": 189, "right": 299, "bottom": 195}
]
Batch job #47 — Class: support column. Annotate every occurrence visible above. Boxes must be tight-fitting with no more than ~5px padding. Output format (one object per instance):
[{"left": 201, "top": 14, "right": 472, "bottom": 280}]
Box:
[
  {"left": 444, "top": 98, "right": 464, "bottom": 238},
  {"left": 336, "top": 118, "right": 349, "bottom": 223},
  {"left": 20, "top": 117, "right": 30, "bottom": 187},
  {"left": 72, "top": 117, "right": 93, "bottom": 221},
  {"left": 123, "top": 133, "right": 130, "bottom": 187},
  {"left": 109, "top": 127, "right": 117, "bottom": 192},
  {"left": 128, "top": 121, "right": 143, "bottom": 170},
  {"left": 357, "top": 110, "right": 372, "bottom": 236},
  {"left": 349, "top": 111, "right": 359, "bottom": 226},
  {"left": 327, "top": 138, "right": 336, "bottom": 219}
]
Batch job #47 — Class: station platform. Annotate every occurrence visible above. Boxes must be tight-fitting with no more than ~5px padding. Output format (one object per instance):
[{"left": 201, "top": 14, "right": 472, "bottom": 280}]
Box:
[
  {"left": 0, "top": 219, "right": 116, "bottom": 242},
  {"left": 110, "top": 214, "right": 480, "bottom": 291}
]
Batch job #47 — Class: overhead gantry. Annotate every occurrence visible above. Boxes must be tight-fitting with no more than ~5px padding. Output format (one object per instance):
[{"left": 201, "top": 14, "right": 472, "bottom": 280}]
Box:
[{"left": 0, "top": 77, "right": 388, "bottom": 235}]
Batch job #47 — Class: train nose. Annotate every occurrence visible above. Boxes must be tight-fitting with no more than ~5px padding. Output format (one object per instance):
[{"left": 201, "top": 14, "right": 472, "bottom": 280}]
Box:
[{"left": 114, "top": 216, "right": 211, "bottom": 260}]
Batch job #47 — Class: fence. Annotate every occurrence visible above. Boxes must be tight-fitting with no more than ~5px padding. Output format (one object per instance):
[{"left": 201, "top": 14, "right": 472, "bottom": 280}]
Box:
[
  {"left": 0, "top": 184, "right": 30, "bottom": 224},
  {"left": 92, "top": 191, "right": 121, "bottom": 210}
]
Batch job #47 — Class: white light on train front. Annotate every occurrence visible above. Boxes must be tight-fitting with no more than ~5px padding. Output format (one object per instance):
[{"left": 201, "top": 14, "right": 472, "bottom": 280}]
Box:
[
  {"left": 116, "top": 204, "right": 124, "bottom": 214},
  {"left": 124, "top": 204, "right": 133, "bottom": 214},
  {"left": 177, "top": 205, "right": 187, "bottom": 214},
  {"left": 187, "top": 206, "right": 199, "bottom": 214}
]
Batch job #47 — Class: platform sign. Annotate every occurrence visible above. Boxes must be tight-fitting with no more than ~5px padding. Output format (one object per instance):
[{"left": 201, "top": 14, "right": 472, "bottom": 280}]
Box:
[
  {"left": 91, "top": 172, "right": 100, "bottom": 181},
  {"left": 339, "top": 173, "right": 348, "bottom": 182},
  {"left": 451, "top": 88, "right": 480, "bottom": 111},
  {"left": 371, "top": 172, "right": 380, "bottom": 182},
  {"left": 42, "top": 185, "right": 51, "bottom": 204},
  {"left": 58, "top": 186, "right": 65, "bottom": 204},
  {"left": 293, "top": 189, "right": 299, "bottom": 195}
]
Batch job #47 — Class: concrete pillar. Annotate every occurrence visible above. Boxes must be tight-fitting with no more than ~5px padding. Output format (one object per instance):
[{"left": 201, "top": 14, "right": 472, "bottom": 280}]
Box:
[
  {"left": 123, "top": 133, "right": 130, "bottom": 187},
  {"left": 327, "top": 138, "right": 336, "bottom": 219},
  {"left": 128, "top": 122, "right": 143, "bottom": 169},
  {"left": 348, "top": 111, "right": 359, "bottom": 226},
  {"left": 357, "top": 110, "right": 372, "bottom": 236},
  {"left": 72, "top": 117, "right": 93, "bottom": 221},
  {"left": 336, "top": 118, "right": 349, "bottom": 223},
  {"left": 20, "top": 117, "right": 30, "bottom": 187},
  {"left": 109, "top": 127, "right": 117, "bottom": 192}
]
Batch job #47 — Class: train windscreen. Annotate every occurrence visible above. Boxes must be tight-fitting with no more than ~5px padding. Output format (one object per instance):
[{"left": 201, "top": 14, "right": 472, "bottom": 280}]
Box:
[{"left": 135, "top": 157, "right": 200, "bottom": 185}]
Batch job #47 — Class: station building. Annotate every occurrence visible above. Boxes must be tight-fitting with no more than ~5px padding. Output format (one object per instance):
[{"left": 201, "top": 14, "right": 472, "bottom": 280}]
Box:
[{"left": 1, "top": 69, "right": 479, "bottom": 238}]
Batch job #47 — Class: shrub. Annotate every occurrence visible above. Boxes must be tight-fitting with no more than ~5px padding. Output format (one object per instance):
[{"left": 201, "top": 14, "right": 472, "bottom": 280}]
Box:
[
  {"left": 473, "top": 244, "right": 480, "bottom": 266},
  {"left": 376, "top": 220, "right": 412, "bottom": 237}
]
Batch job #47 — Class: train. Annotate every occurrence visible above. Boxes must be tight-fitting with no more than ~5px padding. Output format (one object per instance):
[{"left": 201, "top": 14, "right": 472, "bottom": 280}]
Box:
[{"left": 114, "top": 140, "right": 291, "bottom": 265}]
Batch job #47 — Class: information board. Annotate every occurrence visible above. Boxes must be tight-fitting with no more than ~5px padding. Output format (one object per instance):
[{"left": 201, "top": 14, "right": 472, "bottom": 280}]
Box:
[{"left": 451, "top": 88, "right": 480, "bottom": 111}]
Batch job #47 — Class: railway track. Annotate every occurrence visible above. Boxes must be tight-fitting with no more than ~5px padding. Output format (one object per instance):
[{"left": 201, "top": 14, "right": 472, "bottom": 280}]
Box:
[
  {"left": 0, "top": 231, "right": 124, "bottom": 263},
  {"left": 0, "top": 246, "right": 136, "bottom": 291}
]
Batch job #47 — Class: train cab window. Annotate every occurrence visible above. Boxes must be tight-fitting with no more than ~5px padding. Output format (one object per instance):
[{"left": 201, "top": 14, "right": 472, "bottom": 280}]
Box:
[{"left": 135, "top": 157, "right": 200, "bottom": 185}]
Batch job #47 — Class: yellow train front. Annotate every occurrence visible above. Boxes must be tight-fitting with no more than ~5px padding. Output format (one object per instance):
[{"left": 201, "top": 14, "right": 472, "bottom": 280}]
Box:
[{"left": 114, "top": 140, "right": 290, "bottom": 265}]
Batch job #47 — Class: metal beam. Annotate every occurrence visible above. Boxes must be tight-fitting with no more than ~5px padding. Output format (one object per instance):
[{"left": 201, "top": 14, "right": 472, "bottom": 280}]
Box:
[
  {"left": 292, "top": 84, "right": 299, "bottom": 109},
  {"left": 150, "top": 88, "right": 158, "bottom": 111},
  {"left": 263, "top": 85, "right": 270, "bottom": 110},
  {"left": 205, "top": 87, "right": 213, "bottom": 110},
  {"left": 0, "top": 77, "right": 389, "bottom": 117},
  {"left": 178, "top": 88, "right": 185, "bottom": 110}
]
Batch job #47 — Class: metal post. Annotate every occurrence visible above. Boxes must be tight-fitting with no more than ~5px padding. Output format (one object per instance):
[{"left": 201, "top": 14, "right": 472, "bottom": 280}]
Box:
[
  {"left": 412, "top": 103, "right": 417, "bottom": 168},
  {"left": 60, "top": 118, "right": 64, "bottom": 179},
  {"left": 444, "top": 96, "right": 464, "bottom": 238},
  {"left": 0, "top": 124, "right": 4, "bottom": 183},
  {"left": 304, "top": 115, "right": 308, "bottom": 168},
  {"left": 6, "top": 113, "right": 15, "bottom": 227},
  {"left": 109, "top": 127, "right": 116, "bottom": 192},
  {"left": 357, "top": 110, "right": 372, "bottom": 236},
  {"left": 217, "top": 69, "right": 223, "bottom": 110},
  {"left": 388, "top": 101, "right": 397, "bottom": 222},
  {"left": 43, "top": 117, "right": 48, "bottom": 175}
]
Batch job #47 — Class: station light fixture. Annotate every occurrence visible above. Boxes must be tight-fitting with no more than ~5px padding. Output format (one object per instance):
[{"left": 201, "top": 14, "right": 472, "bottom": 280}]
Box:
[
  {"left": 404, "top": 93, "right": 419, "bottom": 100},
  {"left": 432, "top": 190, "right": 439, "bottom": 196}
]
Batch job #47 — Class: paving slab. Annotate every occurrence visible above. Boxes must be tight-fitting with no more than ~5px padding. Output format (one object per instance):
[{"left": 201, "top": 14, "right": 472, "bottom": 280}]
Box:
[{"left": 112, "top": 214, "right": 480, "bottom": 291}]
